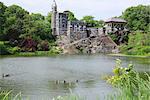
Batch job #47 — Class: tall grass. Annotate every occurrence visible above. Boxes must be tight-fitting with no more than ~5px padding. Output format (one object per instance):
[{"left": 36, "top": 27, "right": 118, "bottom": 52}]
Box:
[
  {"left": 0, "top": 90, "right": 22, "bottom": 100},
  {"left": 107, "top": 73, "right": 150, "bottom": 100}
]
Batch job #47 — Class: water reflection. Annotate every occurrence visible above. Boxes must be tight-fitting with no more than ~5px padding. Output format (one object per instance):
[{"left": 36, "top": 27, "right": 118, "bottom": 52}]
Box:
[{"left": 0, "top": 55, "right": 149, "bottom": 100}]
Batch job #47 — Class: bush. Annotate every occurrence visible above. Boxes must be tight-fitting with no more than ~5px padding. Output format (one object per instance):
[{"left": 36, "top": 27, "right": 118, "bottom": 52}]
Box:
[
  {"left": 120, "top": 31, "right": 150, "bottom": 56},
  {"left": 8, "top": 46, "right": 20, "bottom": 54},
  {"left": 0, "top": 41, "right": 10, "bottom": 55},
  {"left": 50, "top": 47, "right": 63, "bottom": 54},
  {"left": 37, "top": 40, "right": 49, "bottom": 51},
  {"left": 107, "top": 59, "right": 150, "bottom": 100}
]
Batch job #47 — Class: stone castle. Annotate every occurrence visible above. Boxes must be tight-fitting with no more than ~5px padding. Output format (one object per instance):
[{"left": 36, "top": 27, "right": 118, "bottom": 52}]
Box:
[
  {"left": 51, "top": 0, "right": 127, "bottom": 54},
  {"left": 51, "top": 0, "right": 87, "bottom": 42}
]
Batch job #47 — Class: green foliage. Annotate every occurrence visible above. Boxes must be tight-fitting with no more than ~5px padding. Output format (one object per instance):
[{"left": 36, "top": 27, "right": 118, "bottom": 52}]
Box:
[
  {"left": 81, "top": 16, "right": 104, "bottom": 27},
  {"left": 0, "top": 2, "right": 7, "bottom": 36},
  {"left": 0, "top": 41, "right": 21, "bottom": 55},
  {"left": 8, "top": 46, "right": 20, "bottom": 54},
  {"left": 46, "top": 12, "right": 52, "bottom": 23},
  {"left": 50, "top": 46, "right": 63, "bottom": 54},
  {"left": 23, "top": 13, "right": 53, "bottom": 41},
  {"left": 120, "top": 31, "right": 150, "bottom": 55},
  {"left": 108, "top": 31, "right": 129, "bottom": 45},
  {"left": 64, "top": 11, "right": 77, "bottom": 21},
  {"left": 0, "top": 41, "right": 10, "bottom": 55},
  {"left": 37, "top": 40, "right": 49, "bottom": 51},
  {"left": 122, "top": 5, "right": 150, "bottom": 32},
  {"left": 0, "top": 90, "right": 22, "bottom": 100},
  {"left": 107, "top": 59, "right": 134, "bottom": 85},
  {"left": 0, "top": 2, "right": 56, "bottom": 55},
  {"left": 107, "top": 59, "right": 150, "bottom": 100},
  {"left": 16, "top": 50, "right": 60, "bottom": 56},
  {"left": 3, "top": 5, "right": 29, "bottom": 40}
]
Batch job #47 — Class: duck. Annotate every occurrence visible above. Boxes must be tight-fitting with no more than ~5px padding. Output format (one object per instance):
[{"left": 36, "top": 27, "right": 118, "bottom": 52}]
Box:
[
  {"left": 63, "top": 80, "right": 66, "bottom": 84},
  {"left": 2, "top": 74, "right": 10, "bottom": 78},
  {"left": 76, "top": 80, "right": 79, "bottom": 83}
]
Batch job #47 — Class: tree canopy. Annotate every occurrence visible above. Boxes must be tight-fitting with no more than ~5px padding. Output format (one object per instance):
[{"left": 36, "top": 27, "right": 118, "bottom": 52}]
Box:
[
  {"left": 81, "top": 16, "right": 104, "bottom": 27},
  {"left": 0, "top": 2, "right": 54, "bottom": 53},
  {"left": 64, "top": 10, "right": 77, "bottom": 21},
  {"left": 0, "top": 2, "right": 7, "bottom": 35},
  {"left": 0, "top": 2, "right": 53, "bottom": 42},
  {"left": 122, "top": 5, "right": 150, "bottom": 32}
]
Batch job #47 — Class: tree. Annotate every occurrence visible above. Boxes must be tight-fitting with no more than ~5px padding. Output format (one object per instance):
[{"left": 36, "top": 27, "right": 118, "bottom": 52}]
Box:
[
  {"left": 64, "top": 10, "right": 77, "bottom": 21},
  {"left": 81, "top": 16, "right": 94, "bottom": 27},
  {"left": 22, "top": 13, "right": 53, "bottom": 41},
  {"left": 3, "top": 5, "right": 29, "bottom": 40},
  {"left": 46, "top": 12, "right": 52, "bottom": 24},
  {"left": 122, "top": 5, "right": 150, "bottom": 31},
  {"left": 98, "top": 20, "right": 104, "bottom": 27},
  {"left": 81, "top": 16, "right": 103, "bottom": 27},
  {"left": 0, "top": 2, "right": 7, "bottom": 39}
]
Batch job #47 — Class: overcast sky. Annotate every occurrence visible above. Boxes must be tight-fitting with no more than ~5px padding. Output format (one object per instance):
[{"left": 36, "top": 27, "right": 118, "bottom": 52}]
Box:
[{"left": 1, "top": 0, "right": 149, "bottom": 20}]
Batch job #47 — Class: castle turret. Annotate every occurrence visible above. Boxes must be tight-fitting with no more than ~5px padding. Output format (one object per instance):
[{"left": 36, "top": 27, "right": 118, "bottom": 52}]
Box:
[{"left": 51, "top": 0, "right": 57, "bottom": 36}]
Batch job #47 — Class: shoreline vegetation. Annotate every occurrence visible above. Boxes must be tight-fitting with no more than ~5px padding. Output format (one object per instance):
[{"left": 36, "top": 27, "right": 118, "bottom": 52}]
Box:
[
  {"left": 108, "top": 53, "right": 150, "bottom": 58},
  {"left": 1, "top": 53, "right": 149, "bottom": 58}
]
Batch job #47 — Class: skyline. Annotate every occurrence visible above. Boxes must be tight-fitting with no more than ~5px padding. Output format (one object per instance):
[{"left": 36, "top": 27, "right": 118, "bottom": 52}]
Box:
[{"left": 1, "top": 0, "right": 149, "bottom": 20}]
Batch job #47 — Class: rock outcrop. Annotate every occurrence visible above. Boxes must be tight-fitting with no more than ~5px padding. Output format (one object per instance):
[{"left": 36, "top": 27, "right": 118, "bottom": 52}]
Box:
[{"left": 57, "top": 34, "right": 119, "bottom": 54}]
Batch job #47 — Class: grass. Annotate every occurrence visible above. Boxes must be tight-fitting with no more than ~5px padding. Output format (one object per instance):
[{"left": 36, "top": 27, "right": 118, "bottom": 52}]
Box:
[
  {"left": 15, "top": 51, "right": 59, "bottom": 57},
  {"left": 0, "top": 90, "right": 22, "bottom": 100},
  {"left": 0, "top": 47, "right": 63, "bottom": 57},
  {"left": 108, "top": 53, "right": 150, "bottom": 58}
]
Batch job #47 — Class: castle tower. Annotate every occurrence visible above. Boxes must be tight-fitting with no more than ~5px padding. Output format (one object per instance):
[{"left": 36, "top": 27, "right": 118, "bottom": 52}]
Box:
[{"left": 51, "top": 0, "right": 57, "bottom": 36}]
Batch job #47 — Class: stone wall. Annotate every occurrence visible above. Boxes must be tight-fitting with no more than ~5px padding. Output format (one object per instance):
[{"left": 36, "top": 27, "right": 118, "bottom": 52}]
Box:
[{"left": 67, "top": 21, "right": 87, "bottom": 42}]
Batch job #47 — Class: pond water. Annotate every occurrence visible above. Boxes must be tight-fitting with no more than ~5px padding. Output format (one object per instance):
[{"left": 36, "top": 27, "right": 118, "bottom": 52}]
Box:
[{"left": 0, "top": 54, "right": 150, "bottom": 100}]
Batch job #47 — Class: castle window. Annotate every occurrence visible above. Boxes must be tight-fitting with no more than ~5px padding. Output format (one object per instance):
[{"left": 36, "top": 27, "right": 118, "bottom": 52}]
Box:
[
  {"left": 80, "top": 26, "right": 83, "bottom": 31},
  {"left": 62, "top": 24, "right": 64, "bottom": 27}
]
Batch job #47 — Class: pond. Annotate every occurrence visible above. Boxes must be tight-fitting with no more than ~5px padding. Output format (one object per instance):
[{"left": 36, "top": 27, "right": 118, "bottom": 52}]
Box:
[{"left": 0, "top": 54, "right": 150, "bottom": 100}]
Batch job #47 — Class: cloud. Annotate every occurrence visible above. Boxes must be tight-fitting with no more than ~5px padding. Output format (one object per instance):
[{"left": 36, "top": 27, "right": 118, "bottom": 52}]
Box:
[{"left": 1, "top": 0, "right": 149, "bottom": 20}]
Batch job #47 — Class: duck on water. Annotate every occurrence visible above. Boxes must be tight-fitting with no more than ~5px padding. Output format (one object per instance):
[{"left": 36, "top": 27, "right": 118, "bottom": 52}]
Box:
[{"left": 2, "top": 73, "right": 10, "bottom": 78}]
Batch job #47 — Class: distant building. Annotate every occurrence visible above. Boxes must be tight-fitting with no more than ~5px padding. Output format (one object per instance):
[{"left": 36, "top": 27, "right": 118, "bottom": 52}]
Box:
[
  {"left": 104, "top": 17, "right": 127, "bottom": 33},
  {"left": 51, "top": 0, "right": 87, "bottom": 42},
  {"left": 51, "top": 0, "right": 121, "bottom": 54},
  {"left": 51, "top": 0, "right": 128, "bottom": 45}
]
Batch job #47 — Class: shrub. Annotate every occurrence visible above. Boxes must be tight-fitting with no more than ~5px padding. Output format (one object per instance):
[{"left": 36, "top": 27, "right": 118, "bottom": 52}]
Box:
[
  {"left": 120, "top": 31, "right": 150, "bottom": 56},
  {"left": 107, "top": 59, "right": 150, "bottom": 100},
  {"left": 0, "top": 41, "right": 10, "bottom": 55},
  {"left": 7, "top": 46, "right": 20, "bottom": 54},
  {"left": 37, "top": 40, "right": 49, "bottom": 51}
]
